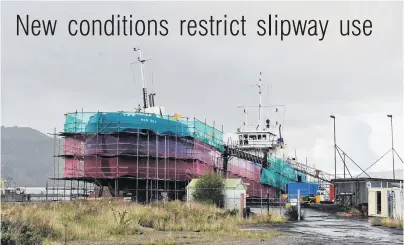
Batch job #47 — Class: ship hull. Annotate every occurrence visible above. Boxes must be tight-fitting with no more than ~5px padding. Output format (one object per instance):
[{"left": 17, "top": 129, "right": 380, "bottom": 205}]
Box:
[{"left": 63, "top": 133, "right": 277, "bottom": 198}]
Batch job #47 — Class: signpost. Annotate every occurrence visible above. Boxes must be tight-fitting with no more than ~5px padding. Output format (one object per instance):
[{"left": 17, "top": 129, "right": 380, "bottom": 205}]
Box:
[{"left": 297, "top": 189, "right": 301, "bottom": 221}]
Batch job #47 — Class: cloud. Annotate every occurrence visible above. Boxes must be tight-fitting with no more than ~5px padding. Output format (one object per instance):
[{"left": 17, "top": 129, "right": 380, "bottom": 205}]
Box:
[{"left": 1, "top": 1, "right": 403, "bottom": 174}]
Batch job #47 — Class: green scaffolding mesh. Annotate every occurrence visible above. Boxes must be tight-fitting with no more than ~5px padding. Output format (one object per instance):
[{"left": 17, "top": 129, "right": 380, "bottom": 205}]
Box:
[
  {"left": 63, "top": 111, "right": 225, "bottom": 151},
  {"left": 260, "top": 157, "right": 307, "bottom": 191},
  {"left": 186, "top": 119, "right": 224, "bottom": 151}
]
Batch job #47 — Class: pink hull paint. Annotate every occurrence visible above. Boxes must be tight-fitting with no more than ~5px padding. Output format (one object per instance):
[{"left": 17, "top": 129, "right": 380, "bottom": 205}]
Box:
[{"left": 63, "top": 135, "right": 277, "bottom": 197}]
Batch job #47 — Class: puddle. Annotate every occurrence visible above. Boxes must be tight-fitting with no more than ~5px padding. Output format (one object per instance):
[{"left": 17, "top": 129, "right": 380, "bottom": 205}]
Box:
[
  {"left": 290, "top": 209, "right": 403, "bottom": 244},
  {"left": 251, "top": 207, "right": 403, "bottom": 244}
]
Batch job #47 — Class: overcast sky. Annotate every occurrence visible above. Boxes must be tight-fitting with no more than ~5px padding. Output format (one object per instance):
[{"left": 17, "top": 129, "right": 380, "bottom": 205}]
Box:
[{"left": 1, "top": 1, "right": 403, "bottom": 176}]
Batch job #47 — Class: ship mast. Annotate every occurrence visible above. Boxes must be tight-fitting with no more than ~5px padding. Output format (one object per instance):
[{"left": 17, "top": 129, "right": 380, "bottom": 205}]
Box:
[
  {"left": 134, "top": 47, "right": 151, "bottom": 109},
  {"left": 243, "top": 106, "right": 248, "bottom": 125},
  {"left": 255, "top": 72, "right": 263, "bottom": 130},
  {"left": 235, "top": 72, "right": 286, "bottom": 152}
]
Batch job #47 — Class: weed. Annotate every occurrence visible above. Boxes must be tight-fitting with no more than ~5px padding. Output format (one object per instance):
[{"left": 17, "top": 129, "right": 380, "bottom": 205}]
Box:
[
  {"left": 284, "top": 206, "right": 304, "bottom": 221},
  {"left": 1, "top": 219, "right": 52, "bottom": 245},
  {"left": 111, "top": 209, "right": 133, "bottom": 234},
  {"left": 381, "top": 218, "right": 403, "bottom": 229}
]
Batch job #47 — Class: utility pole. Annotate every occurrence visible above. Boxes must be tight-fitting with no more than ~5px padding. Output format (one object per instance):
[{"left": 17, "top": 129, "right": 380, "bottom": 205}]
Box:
[
  {"left": 387, "top": 115, "right": 395, "bottom": 179},
  {"left": 330, "top": 115, "right": 336, "bottom": 179},
  {"left": 343, "top": 153, "right": 346, "bottom": 179}
]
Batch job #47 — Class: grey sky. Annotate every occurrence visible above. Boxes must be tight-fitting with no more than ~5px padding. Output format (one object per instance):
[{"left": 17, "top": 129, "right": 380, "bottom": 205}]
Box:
[{"left": 1, "top": 1, "right": 403, "bottom": 175}]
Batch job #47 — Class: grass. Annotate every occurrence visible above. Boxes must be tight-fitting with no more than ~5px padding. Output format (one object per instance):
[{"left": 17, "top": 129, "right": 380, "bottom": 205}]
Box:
[
  {"left": 1, "top": 200, "right": 286, "bottom": 244},
  {"left": 369, "top": 217, "right": 403, "bottom": 229},
  {"left": 381, "top": 218, "right": 403, "bottom": 229},
  {"left": 284, "top": 206, "right": 305, "bottom": 221}
]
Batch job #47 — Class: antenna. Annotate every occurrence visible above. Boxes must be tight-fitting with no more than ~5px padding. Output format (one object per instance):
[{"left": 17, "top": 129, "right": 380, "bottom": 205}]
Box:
[
  {"left": 151, "top": 71, "right": 154, "bottom": 94},
  {"left": 243, "top": 106, "right": 248, "bottom": 125},
  {"left": 133, "top": 47, "right": 151, "bottom": 109},
  {"left": 253, "top": 72, "right": 263, "bottom": 130}
]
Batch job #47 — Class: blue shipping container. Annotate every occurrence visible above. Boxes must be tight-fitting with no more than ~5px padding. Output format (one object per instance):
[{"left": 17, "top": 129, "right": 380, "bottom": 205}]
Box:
[{"left": 286, "top": 183, "right": 319, "bottom": 201}]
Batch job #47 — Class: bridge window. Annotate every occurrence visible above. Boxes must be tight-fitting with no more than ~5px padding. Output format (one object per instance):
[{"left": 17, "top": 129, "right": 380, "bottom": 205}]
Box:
[
  {"left": 243, "top": 135, "right": 248, "bottom": 145},
  {"left": 263, "top": 134, "right": 267, "bottom": 140},
  {"left": 258, "top": 135, "right": 262, "bottom": 140}
]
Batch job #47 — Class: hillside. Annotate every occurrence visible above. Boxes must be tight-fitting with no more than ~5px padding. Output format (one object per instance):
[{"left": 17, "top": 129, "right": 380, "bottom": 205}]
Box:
[{"left": 1, "top": 126, "right": 64, "bottom": 187}]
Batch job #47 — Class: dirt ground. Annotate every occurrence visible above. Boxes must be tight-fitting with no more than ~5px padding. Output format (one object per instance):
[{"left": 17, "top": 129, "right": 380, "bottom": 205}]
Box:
[
  {"left": 64, "top": 230, "right": 296, "bottom": 245},
  {"left": 62, "top": 208, "right": 404, "bottom": 245}
]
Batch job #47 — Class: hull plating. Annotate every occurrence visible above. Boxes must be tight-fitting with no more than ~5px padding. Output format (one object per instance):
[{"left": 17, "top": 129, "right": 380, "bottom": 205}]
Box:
[{"left": 63, "top": 134, "right": 276, "bottom": 197}]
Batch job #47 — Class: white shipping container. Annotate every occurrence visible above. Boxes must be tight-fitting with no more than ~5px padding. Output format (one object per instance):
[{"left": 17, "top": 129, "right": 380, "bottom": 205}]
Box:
[
  {"left": 368, "top": 187, "right": 404, "bottom": 219},
  {"left": 368, "top": 187, "right": 389, "bottom": 218}
]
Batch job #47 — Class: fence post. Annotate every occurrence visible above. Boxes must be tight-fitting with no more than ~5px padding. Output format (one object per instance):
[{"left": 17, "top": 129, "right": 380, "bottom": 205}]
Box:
[
  {"left": 240, "top": 193, "right": 245, "bottom": 218},
  {"left": 267, "top": 192, "right": 269, "bottom": 216},
  {"left": 260, "top": 189, "right": 263, "bottom": 215},
  {"left": 298, "top": 189, "right": 301, "bottom": 221},
  {"left": 46, "top": 181, "right": 48, "bottom": 201},
  {"left": 279, "top": 191, "right": 282, "bottom": 216}
]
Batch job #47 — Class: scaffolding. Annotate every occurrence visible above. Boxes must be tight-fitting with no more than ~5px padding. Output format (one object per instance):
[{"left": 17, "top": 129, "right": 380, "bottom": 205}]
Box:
[
  {"left": 53, "top": 110, "right": 280, "bottom": 201},
  {"left": 224, "top": 138, "right": 327, "bottom": 192}
]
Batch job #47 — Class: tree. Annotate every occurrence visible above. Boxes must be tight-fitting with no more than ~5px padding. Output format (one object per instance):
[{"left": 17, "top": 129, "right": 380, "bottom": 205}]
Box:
[{"left": 192, "top": 173, "right": 225, "bottom": 207}]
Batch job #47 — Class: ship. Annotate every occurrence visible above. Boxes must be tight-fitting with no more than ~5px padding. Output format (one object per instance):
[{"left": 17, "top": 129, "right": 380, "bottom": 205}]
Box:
[{"left": 60, "top": 48, "right": 309, "bottom": 202}]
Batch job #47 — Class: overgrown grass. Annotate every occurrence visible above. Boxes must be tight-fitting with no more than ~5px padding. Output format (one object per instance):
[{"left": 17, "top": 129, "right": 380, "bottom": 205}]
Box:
[
  {"left": 1, "top": 200, "right": 286, "bottom": 243},
  {"left": 381, "top": 218, "right": 403, "bottom": 229},
  {"left": 369, "top": 217, "right": 403, "bottom": 229}
]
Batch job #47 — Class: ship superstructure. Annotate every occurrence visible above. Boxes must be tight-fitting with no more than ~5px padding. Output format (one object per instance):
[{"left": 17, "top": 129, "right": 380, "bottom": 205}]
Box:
[
  {"left": 231, "top": 72, "right": 284, "bottom": 154},
  {"left": 224, "top": 72, "right": 309, "bottom": 193}
]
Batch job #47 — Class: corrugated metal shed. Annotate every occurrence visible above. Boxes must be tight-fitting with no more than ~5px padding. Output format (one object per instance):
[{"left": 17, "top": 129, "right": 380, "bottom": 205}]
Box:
[{"left": 332, "top": 178, "right": 403, "bottom": 208}]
